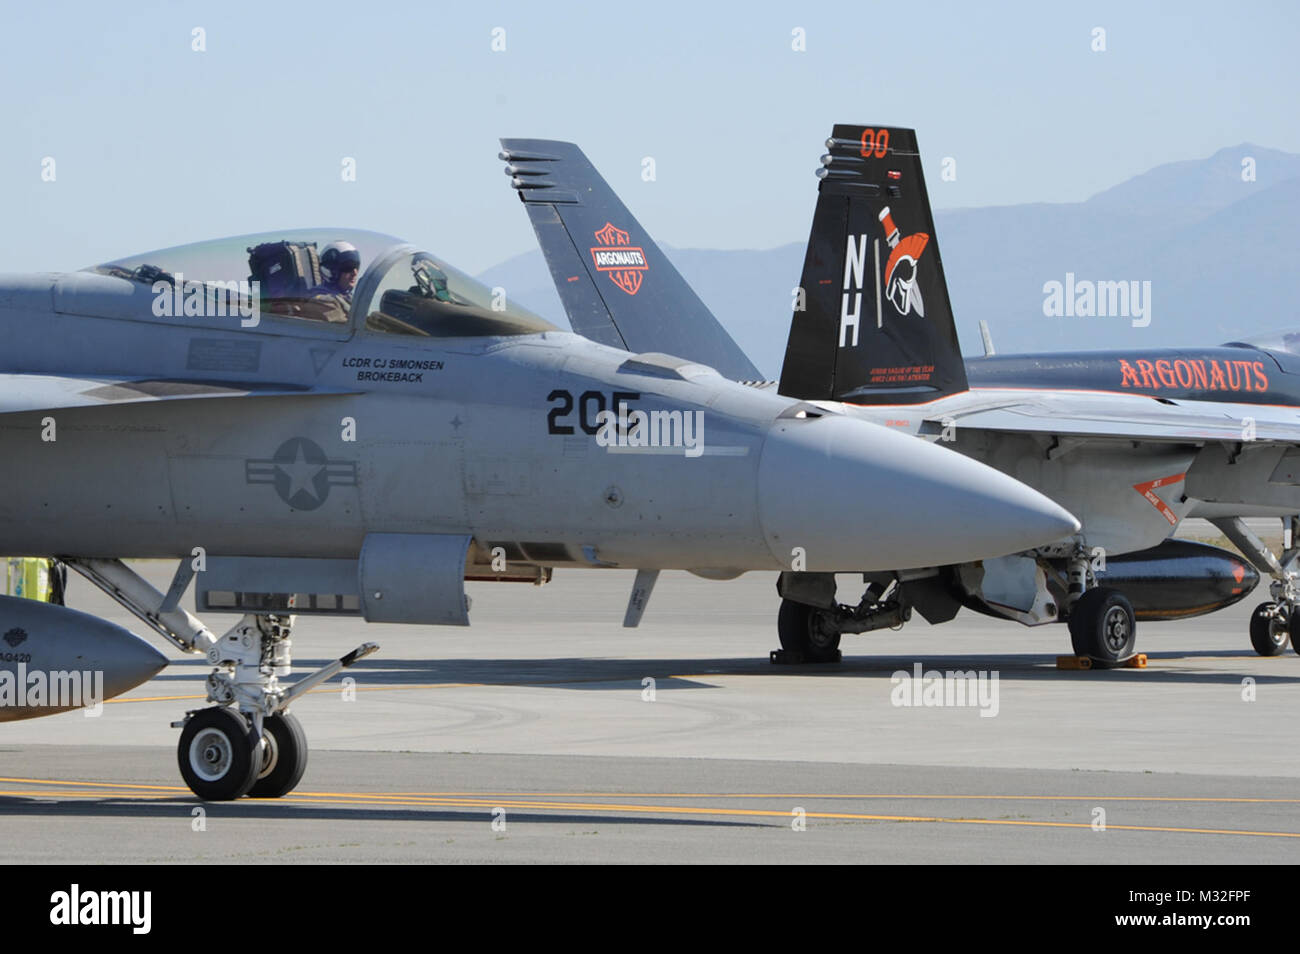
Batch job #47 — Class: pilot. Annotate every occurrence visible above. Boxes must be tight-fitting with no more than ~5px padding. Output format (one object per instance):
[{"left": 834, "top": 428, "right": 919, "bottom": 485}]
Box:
[{"left": 308, "top": 241, "right": 361, "bottom": 323}]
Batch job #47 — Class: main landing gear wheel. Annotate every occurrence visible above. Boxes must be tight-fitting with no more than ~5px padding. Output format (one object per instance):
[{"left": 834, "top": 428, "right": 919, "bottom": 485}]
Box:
[
  {"left": 1068, "top": 588, "right": 1136, "bottom": 665},
  {"left": 1249, "top": 602, "right": 1289, "bottom": 657},
  {"left": 777, "top": 599, "right": 841, "bottom": 663},
  {"left": 248, "top": 712, "right": 308, "bottom": 798},
  {"left": 178, "top": 706, "right": 260, "bottom": 801}
]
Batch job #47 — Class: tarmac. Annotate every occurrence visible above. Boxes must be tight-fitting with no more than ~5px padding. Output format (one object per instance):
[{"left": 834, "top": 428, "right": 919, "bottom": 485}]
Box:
[{"left": 2, "top": 562, "right": 1298, "bottom": 863}]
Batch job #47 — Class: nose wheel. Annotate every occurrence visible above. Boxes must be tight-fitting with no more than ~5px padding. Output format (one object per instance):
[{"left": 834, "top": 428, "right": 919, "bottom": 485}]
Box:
[
  {"left": 1249, "top": 602, "right": 1291, "bottom": 656},
  {"left": 248, "top": 712, "right": 308, "bottom": 798},
  {"left": 178, "top": 706, "right": 260, "bottom": 801},
  {"left": 777, "top": 599, "right": 842, "bottom": 663},
  {"left": 1067, "top": 587, "right": 1136, "bottom": 665}
]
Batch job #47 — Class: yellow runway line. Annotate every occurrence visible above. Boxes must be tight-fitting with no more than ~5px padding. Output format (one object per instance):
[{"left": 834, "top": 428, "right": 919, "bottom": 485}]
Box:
[
  {"left": 103, "top": 678, "right": 627, "bottom": 706},
  {"left": 0, "top": 776, "right": 189, "bottom": 792},
  {"left": 344, "top": 792, "right": 1300, "bottom": 804},
  {"left": 3, "top": 778, "right": 1300, "bottom": 839},
  {"left": 4, "top": 777, "right": 1299, "bottom": 805},
  {"left": 4, "top": 785, "right": 1295, "bottom": 839}
]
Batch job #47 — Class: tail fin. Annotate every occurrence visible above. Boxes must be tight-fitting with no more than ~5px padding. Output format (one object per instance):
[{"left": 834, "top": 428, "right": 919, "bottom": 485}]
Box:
[
  {"left": 498, "top": 139, "right": 762, "bottom": 382},
  {"left": 778, "top": 125, "right": 966, "bottom": 404}
]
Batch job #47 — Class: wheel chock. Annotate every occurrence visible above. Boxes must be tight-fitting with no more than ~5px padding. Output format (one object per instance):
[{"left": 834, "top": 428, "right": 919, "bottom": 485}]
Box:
[{"left": 1056, "top": 653, "right": 1147, "bottom": 670}]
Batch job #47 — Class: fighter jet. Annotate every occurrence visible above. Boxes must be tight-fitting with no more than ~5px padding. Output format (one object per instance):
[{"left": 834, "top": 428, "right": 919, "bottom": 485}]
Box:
[
  {"left": 0, "top": 226, "right": 1078, "bottom": 798},
  {"left": 499, "top": 128, "right": 1298, "bottom": 666}
]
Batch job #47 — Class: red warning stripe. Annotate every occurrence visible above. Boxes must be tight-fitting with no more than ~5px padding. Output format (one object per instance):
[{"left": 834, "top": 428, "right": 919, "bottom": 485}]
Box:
[{"left": 1132, "top": 472, "right": 1186, "bottom": 526}]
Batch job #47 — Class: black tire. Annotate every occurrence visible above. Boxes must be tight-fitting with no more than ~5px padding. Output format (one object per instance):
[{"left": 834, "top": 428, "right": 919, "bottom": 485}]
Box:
[
  {"left": 177, "top": 707, "right": 260, "bottom": 801},
  {"left": 777, "top": 599, "right": 841, "bottom": 662},
  {"left": 248, "top": 712, "right": 308, "bottom": 798},
  {"left": 1250, "top": 602, "right": 1288, "bottom": 656},
  {"left": 1068, "top": 588, "right": 1136, "bottom": 664}
]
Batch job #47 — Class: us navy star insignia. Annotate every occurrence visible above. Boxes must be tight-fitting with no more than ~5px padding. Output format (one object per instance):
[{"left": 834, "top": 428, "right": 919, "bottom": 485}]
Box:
[{"left": 245, "top": 437, "right": 358, "bottom": 511}]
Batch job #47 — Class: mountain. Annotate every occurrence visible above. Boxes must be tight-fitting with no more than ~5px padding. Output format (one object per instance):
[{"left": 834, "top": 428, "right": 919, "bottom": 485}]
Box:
[{"left": 477, "top": 144, "right": 1300, "bottom": 379}]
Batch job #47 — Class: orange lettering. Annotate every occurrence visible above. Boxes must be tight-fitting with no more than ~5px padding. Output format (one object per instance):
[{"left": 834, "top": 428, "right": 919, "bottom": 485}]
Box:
[
  {"left": 1136, "top": 359, "right": 1159, "bottom": 389},
  {"left": 1173, "top": 359, "right": 1194, "bottom": 389},
  {"left": 1155, "top": 359, "right": 1177, "bottom": 388},
  {"left": 1253, "top": 360, "right": 1269, "bottom": 391},
  {"left": 1118, "top": 359, "right": 1141, "bottom": 388},
  {"left": 1189, "top": 360, "right": 1208, "bottom": 390},
  {"left": 1234, "top": 360, "right": 1254, "bottom": 391},
  {"left": 1209, "top": 360, "right": 1227, "bottom": 389}
]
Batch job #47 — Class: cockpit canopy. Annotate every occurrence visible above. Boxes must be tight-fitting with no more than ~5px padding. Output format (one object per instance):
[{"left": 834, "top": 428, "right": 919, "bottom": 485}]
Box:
[
  {"left": 91, "top": 229, "right": 558, "bottom": 338},
  {"left": 1228, "top": 330, "right": 1300, "bottom": 356}
]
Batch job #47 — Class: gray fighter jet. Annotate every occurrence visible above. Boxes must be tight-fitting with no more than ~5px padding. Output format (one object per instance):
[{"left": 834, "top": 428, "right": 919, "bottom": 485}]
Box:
[
  {"left": 0, "top": 227, "right": 1078, "bottom": 798},
  {"left": 500, "top": 129, "right": 1300, "bottom": 667}
]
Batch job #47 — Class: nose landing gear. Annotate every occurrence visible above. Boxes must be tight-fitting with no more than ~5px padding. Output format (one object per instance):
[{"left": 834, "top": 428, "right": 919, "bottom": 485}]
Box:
[
  {"left": 1211, "top": 516, "right": 1300, "bottom": 658},
  {"left": 65, "top": 557, "right": 377, "bottom": 801}
]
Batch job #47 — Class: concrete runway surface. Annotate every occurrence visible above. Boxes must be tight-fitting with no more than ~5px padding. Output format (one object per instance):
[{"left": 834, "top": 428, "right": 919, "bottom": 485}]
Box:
[{"left": 2, "top": 562, "right": 1298, "bottom": 863}]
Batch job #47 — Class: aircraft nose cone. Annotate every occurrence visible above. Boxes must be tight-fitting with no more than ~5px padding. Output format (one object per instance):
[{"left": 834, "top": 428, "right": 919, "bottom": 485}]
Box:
[{"left": 757, "top": 414, "right": 1079, "bottom": 571}]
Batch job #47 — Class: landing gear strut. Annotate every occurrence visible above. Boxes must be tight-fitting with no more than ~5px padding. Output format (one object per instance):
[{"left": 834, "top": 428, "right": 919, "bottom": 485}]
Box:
[
  {"left": 773, "top": 574, "right": 911, "bottom": 663},
  {"left": 64, "top": 558, "right": 377, "bottom": 800},
  {"left": 1061, "top": 546, "right": 1137, "bottom": 666}
]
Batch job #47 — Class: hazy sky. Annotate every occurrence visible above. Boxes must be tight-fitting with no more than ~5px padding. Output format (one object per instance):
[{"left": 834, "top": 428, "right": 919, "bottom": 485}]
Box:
[{"left": 3, "top": 0, "right": 1297, "bottom": 274}]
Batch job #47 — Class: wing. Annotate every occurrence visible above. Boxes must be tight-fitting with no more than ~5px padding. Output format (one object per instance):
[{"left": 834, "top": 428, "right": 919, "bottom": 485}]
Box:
[
  {"left": 920, "top": 391, "right": 1300, "bottom": 444},
  {"left": 0, "top": 373, "right": 357, "bottom": 417},
  {"left": 913, "top": 390, "right": 1300, "bottom": 516}
]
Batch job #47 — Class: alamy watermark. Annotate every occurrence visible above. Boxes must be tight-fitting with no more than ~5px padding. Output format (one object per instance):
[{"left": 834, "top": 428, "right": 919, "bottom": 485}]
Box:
[
  {"left": 0, "top": 663, "right": 104, "bottom": 716},
  {"left": 152, "top": 272, "right": 261, "bottom": 328},
  {"left": 595, "top": 402, "right": 705, "bottom": 458},
  {"left": 1042, "top": 273, "right": 1151, "bottom": 328},
  {"left": 50, "top": 885, "right": 150, "bottom": 934},
  {"left": 890, "top": 663, "right": 999, "bottom": 717}
]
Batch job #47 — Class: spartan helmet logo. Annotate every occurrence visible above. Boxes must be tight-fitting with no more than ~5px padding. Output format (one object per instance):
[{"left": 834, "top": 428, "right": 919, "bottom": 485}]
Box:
[{"left": 878, "top": 206, "right": 930, "bottom": 317}]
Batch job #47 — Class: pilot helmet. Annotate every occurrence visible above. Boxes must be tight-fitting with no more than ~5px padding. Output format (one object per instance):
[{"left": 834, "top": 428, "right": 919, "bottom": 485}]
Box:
[{"left": 320, "top": 241, "right": 361, "bottom": 284}]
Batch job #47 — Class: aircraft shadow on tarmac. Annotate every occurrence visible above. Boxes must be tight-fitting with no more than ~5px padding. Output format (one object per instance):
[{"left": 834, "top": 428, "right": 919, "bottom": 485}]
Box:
[
  {"left": 142, "top": 651, "right": 1300, "bottom": 689},
  {"left": 0, "top": 797, "right": 765, "bottom": 828}
]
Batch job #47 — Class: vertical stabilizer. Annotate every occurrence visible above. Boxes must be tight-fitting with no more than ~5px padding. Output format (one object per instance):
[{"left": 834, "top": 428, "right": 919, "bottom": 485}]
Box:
[{"left": 779, "top": 125, "right": 966, "bottom": 404}]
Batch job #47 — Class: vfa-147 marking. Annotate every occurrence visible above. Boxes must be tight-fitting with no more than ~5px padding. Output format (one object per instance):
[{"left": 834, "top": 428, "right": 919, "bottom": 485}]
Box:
[
  {"left": 0, "top": 224, "right": 1077, "bottom": 797},
  {"left": 500, "top": 128, "right": 1300, "bottom": 666},
  {"left": 590, "top": 222, "right": 649, "bottom": 296}
]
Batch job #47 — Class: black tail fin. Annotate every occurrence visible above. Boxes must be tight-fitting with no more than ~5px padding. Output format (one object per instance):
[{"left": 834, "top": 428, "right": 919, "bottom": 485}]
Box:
[
  {"left": 498, "top": 139, "right": 762, "bottom": 382},
  {"left": 778, "top": 125, "right": 966, "bottom": 404}
]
